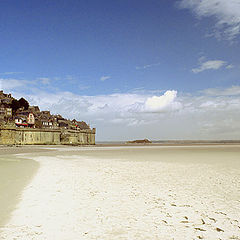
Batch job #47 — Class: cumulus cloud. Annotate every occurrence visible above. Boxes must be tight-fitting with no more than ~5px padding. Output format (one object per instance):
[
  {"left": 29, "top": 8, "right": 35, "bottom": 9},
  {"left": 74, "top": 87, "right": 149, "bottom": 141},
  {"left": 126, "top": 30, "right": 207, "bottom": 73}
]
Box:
[
  {"left": 9, "top": 89, "right": 181, "bottom": 123},
  {"left": 178, "top": 0, "right": 240, "bottom": 41},
  {"left": 144, "top": 91, "right": 182, "bottom": 112},
  {"left": 100, "top": 76, "right": 111, "bottom": 81},
  {"left": 192, "top": 60, "right": 226, "bottom": 73},
  {"left": 3, "top": 82, "right": 240, "bottom": 140},
  {"left": 115, "top": 91, "right": 182, "bottom": 113}
]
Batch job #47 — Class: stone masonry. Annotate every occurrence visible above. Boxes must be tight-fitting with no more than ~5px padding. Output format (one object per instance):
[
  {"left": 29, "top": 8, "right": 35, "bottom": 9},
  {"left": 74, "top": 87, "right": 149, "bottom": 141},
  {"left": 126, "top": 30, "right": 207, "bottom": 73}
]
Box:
[{"left": 0, "top": 126, "right": 96, "bottom": 145}]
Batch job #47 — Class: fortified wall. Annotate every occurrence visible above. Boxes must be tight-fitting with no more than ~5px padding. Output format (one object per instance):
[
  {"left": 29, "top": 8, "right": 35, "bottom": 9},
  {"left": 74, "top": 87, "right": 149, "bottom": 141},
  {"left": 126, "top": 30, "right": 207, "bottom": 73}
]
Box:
[{"left": 0, "top": 126, "right": 95, "bottom": 145}]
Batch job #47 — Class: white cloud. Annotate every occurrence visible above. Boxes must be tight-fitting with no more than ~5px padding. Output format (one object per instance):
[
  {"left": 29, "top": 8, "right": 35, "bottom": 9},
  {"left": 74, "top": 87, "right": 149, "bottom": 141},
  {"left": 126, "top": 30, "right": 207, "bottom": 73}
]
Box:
[
  {"left": 0, "top": 77, "right": 62, "bottom": 94},
  {"left": 38, "top": 77, "right": 50, "bottom": 85},
  {"left": 78, "top": 84, "right": 90, "bottom": 90},
  {"left": 143, "top": 90, "right": 182, "bottom": 112},
  {"left": 179, "top": 0, "right": 240, "bottom": 41},
  {"left": 100, "top": 76, "right": 111, "bottom": 81},
  {"left": 226, "top": 64, "right": 234, "bottom": 69},
  {"left": 201, "top": 85, "right": 240, "bottom": 96},
  {"left": 10, "top": 90, "right": 181, "bottom": 122},
  {"left": 0, "top": 72, "right": 24, "bottom": 75},
  {"left": 192, "top": 60, "right": 226, "bottom": 73},
  {"left": 65, "top": 75, "right": 76, "bottom": 83},
  {"left": 0, "top": 78, "right": 28, "bottom": 91},
  {"left": 3, "top": 82, "right": 240, "bottom": 140},
  {"left": 136, "top": 62, "right": 160, "bottom": 70}
]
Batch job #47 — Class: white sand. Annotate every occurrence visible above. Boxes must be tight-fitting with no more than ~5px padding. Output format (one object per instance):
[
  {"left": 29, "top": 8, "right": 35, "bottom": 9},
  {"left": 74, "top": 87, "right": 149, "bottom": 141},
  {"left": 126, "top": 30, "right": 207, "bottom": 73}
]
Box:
[{"left": 1, "top": 145, "right": 240, "bottom": 240}]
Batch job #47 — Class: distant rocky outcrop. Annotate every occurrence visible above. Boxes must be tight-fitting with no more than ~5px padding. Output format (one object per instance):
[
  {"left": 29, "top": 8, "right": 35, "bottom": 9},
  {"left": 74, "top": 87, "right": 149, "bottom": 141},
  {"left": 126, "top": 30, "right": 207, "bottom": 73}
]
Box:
[{"left": 126, "top": 139, "right": 152, "bottom": 144}]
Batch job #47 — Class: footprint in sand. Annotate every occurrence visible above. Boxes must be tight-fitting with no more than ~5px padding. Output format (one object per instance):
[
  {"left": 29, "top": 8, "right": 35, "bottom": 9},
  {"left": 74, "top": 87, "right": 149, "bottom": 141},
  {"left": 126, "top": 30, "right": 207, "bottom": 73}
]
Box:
[
  {"left": 180, "top": 220, "right": 189, "bottom": 223},
  {"left": 216, "top": 227, "right": 224, "bottom": 232},
  {"left": 194, "top": 227, "right": 206, "bottom": 232},
  {"left": 166, "top": 213, "right": 172, "bottom": 218},
  {"left": 208, "top": 217, "right": 216, "bottom": 223},
  {"left": 215, "top": 211, "right": 227, "bottom": 216}
]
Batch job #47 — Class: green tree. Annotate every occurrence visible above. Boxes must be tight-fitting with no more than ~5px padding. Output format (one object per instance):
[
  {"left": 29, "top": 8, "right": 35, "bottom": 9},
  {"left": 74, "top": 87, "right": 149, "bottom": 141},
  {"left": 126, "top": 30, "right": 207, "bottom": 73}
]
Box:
[
  {"left": 10, "top": 99, "right": 20, "bottom": 112},
  {"left": 18, "top": 97, "right": 29, "bottom": 110}
]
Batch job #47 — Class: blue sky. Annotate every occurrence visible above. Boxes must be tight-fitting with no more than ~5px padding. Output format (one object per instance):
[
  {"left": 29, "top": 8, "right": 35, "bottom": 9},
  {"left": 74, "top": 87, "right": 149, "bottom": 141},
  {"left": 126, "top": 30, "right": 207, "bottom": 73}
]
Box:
[{"left": 1, "top": 0, "right": 240, "bottom": 140}]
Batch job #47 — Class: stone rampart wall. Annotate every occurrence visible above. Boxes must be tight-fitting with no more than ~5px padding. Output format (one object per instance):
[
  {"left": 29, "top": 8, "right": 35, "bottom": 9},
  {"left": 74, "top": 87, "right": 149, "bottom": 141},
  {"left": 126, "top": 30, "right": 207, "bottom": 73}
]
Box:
[
  {"left": 0, "top": 127, "right": 95, "bottom": 145},
  {"left": 60, "top": 129, "right": 95, "bottom": 145}
]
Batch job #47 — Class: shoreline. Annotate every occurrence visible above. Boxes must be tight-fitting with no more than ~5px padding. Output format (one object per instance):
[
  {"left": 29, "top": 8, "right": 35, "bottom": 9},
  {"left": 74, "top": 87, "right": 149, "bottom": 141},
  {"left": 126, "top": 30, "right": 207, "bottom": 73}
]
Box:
[{"left": 1, "top": 141, "right": 240, "bottom": 155}]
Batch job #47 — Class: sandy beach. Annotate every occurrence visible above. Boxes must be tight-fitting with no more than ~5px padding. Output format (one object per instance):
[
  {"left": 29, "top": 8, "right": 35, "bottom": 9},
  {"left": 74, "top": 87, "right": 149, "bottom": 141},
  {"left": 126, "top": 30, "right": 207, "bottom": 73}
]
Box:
[{"left": 0, "top": 145, "right": 240, "bottom": 240}]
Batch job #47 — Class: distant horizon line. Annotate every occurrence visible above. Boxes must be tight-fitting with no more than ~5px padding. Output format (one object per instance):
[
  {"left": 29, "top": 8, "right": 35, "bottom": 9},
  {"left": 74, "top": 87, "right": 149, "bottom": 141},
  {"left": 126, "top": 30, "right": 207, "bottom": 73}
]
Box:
[{"left": 96, "top": 140, "right": 240, "bottom": 143}]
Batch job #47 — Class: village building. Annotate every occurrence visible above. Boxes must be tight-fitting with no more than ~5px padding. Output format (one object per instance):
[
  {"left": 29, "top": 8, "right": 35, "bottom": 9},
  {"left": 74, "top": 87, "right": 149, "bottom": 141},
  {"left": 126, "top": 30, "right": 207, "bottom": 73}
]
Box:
[
  {"left": 0, "top": 91, "right": 96, "bottom": 145},
  {"left": 0, "top": 91, "right": 13, "bottom": 105},
  {"left": 42, "top": 119, "right": 54, "bottom": 128},
  {"left": 58, "top": 120, "right": 69, "bottom": 129},
  {"left": 15, "top": 116, "right": 28, "bottom": 127},
  {"left": 27, "top": 113, "right": 35, "bottom": 127},
  {"left": 72, "top": 119, "right": 90, "bottom": 130},
  {"left": 0, "top": 91, "right": 13, "bottom": 123},
  {"left": 0, "top": 107, "right": 5, "bottom": 121},
  {"left": 28, "top": 106, "right": 40, "bottom": 113},
  {"left": 5, "top": 108, "right": 12, "bottom": 117},
  {"left": 0, "top": 107, "right": 12, "bottom": 122}
]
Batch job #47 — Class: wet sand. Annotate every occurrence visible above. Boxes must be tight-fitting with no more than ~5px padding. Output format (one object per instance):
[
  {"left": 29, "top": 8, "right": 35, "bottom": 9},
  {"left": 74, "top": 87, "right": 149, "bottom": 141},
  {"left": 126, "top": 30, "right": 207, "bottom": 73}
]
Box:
[
  {"left": 0, "top": 154, "right": 39, "bottom": 227},
  {"left": 0, "top": 145, "right": 240, "bottom": 239}
]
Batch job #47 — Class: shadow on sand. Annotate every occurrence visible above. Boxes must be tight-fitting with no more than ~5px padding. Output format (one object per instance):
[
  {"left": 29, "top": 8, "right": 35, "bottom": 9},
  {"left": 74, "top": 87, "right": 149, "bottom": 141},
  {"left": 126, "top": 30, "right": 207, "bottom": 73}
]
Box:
[{"left": 0, "top": 154, "right": 39, "bottom": 227}]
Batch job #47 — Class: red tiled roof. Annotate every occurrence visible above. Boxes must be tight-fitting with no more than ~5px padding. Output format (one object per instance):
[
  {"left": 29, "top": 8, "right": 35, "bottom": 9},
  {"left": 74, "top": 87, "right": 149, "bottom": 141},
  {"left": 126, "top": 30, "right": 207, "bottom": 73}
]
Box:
[{"left": 16, "top": 123, "right": 28, "bottom": 126}]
